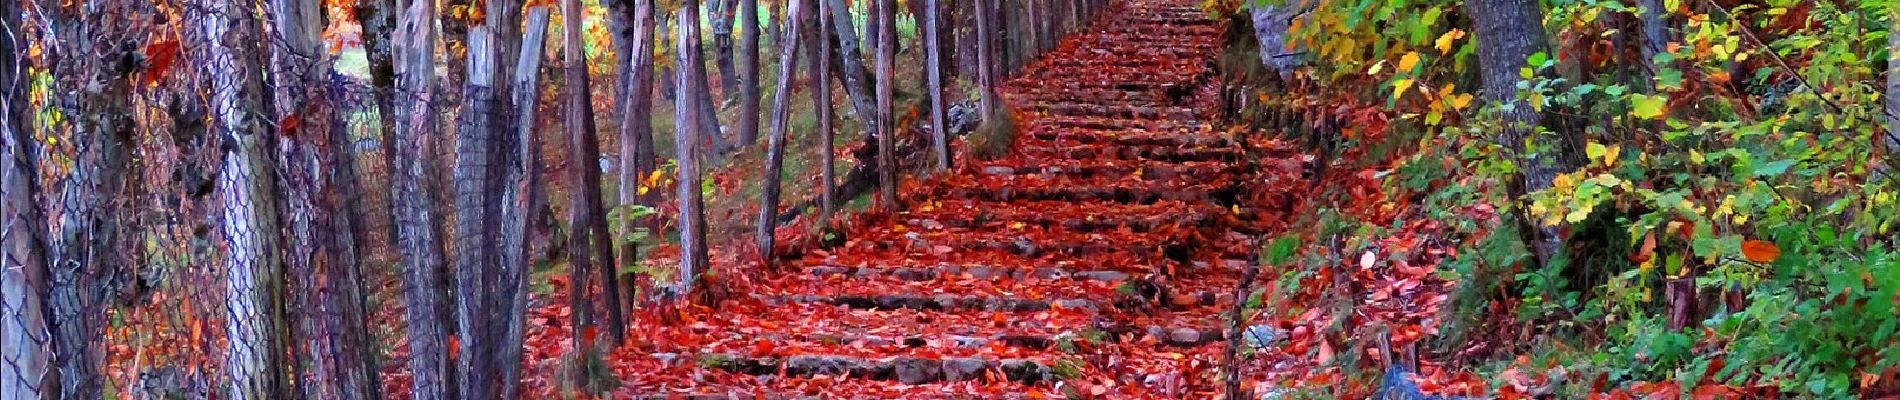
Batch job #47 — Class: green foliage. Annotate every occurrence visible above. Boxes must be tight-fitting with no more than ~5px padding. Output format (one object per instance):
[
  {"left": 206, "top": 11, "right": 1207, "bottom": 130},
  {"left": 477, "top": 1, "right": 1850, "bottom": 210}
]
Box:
[{"left": 968, "top": 106, "right": 1017, "bottom": 161}]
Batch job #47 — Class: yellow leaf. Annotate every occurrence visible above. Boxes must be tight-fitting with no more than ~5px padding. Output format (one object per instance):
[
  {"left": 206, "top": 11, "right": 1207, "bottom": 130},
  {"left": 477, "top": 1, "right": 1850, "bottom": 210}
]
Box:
[
  {"left": 1435, "top": 29, "right": 1465, "bottom": 54},
  {"left": 1392, "top": 79, "right": 1414, "bottom": 100},
  {"left": 1366, "top": 60, "right": 1386, "bottom": 75},
  {"left": 1397, "top": 52, "right": 1421, "bottom": 72},
  {"left": 1450, "top": 94, "right": 1474, "bottom": 109}
]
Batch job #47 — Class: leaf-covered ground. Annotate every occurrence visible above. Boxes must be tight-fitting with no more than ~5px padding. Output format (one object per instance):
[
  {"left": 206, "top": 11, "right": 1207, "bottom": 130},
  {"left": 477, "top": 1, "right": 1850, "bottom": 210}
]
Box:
[{"left": 515, "top": 1, "right": 1317, "bottom": 397}]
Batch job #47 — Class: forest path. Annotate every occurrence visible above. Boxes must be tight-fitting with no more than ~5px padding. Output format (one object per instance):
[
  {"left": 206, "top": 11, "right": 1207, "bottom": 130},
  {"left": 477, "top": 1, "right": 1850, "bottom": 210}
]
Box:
[{"left": 609, "top": 1, "right": 1301, "bottom": 397}]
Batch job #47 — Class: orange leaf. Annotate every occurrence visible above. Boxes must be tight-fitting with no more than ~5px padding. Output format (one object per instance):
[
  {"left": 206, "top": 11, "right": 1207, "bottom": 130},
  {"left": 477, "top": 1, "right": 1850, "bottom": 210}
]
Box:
[
  {"left": 1741, "top": 240, "right": 1779, "bottom": 263},
  {"left": 141, "top": 40, "right": 180, "bottom": 86}
]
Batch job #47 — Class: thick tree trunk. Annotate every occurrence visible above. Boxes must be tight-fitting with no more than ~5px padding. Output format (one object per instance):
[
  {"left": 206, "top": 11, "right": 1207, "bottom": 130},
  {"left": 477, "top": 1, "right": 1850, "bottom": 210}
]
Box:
[
  {"left": 452, "top": 0, "right": 523, "bottom": 397},
  {"left": 924, "top": 0, "right": 949, "bottom": 171},
  {"left": 1466, "top": 0, "right": 1567, "bottom": 265},
  {"left": 874, "top": 0, "right": 899, "bottom": 212},
  {"left": 737, "top": 0, "right": 764, "bottom": 144},
  {"left": 391, "top": 1, "right": 456, "bottom": 398},
  {"left": 758, "top": 0, "right": 806, "bottom": 266},
  {"left": 675, "top": 2, "right": 713, "bottom": 295},
  {"left": 38, "top": 2, "right": 142, "bottom": 397},
  {"left": 813, "top": 0, "right": 839, "bottom": 223},
  {"left": 200, "top": 0, "right": 291, "bottom": 397},
  {"left": 0, "top": 1, "right": 51, "bottom": 393},
  {"left": 266, "top": 0, "right": 379, "bottom": 397},
  {"left": 497, "top": 9, "right": 551, "bottom": 399},
  {"left": 689, "top": 10, "right": 733, "bottom": 158}
]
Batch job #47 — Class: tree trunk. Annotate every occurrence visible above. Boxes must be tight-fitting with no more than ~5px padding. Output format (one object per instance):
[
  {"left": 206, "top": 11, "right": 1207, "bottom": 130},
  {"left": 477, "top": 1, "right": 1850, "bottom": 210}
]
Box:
[
  {"left": 391, "top": 1, "right": 456, "bottom": 398},
  {"left": 559, "top": 0, "right": 626, "bottom": 353},
  {"left": 265, "top": 0, "right": 379, "bottom": 397},
  {"left": 826, "top": 0, "right": 880, "bottom": 134},
  {"left": 613, "top": 0, "right": 661, "bottom": 308},
  {"left": 813, "top": 0, "right": 839, "bottom": 224},
  {"left": 924, "top": 0, "right": 949, "bottom": 171},
  {"left": 712, "top": 0, "right": 741, "bottom": 104},
  {"left": 689, "top": 9, "right": 733, "bottom": 158},
  {"left": 200, "top": 0, "right": 292, "bottom": 397},
  {"left": 874, "top": 0, "right": 898, "bottom": 212},
  {"left": 973, "top": 0, "right": 997, "bottom": 118},
  {"left": 453, "top": 0, "right": 523, "bottom": 396},
  {"left": 358, "top": 0, "right": 405, "bottom": 247},
  {"left": 493, "top": 8, "right": 551, "bottom": 400},
  {"left": 675, "top": 2, "right": 713, "bottom": 295},
  {"left": 38, "top": 2, "right": 143, "bottom": 397},
  {"left": 1637, "top": 0, "right": 1667, "bottom": 93},
  {"left": 1886, "top": 7, "right": 1900, "bottom": 173},
  {"left": 758, "top": 0, "right": 806, "bottom": 266},
  {"left": 737, "top": 0, "right": 764, "bottom": 145},
  {"left": 1466, "top": 0, "right": 1567, "bottom": 265},
  {"left": 0, "top": 0, "right": 51, "bottom": 393}
]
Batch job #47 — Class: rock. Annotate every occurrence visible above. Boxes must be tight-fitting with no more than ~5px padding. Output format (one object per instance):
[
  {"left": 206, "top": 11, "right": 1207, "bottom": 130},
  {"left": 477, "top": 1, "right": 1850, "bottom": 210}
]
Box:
[
  {"left": 1053, "top": 299, "right": 1097, "bottom": 310},
  {"left": 893, "top": 357, "right": 944, "bottom": 384},
  {"left": 1244, "top": 324, "right": 1283, "bottom": 349},
  {"left": 807, "top": 266, "right": 849, "bottom": 277},
  {"left": 1169, "top": 327, "right": 1203, "bottom": 345},
  {"left": 982, "top": 165, "right": 1017, "bottom": 176},
  {"left": 948, "top": 335, "right": 990, "bottom": 348},
  {"left": 999, "top": 359, "right": 1049, "bottom": 384},
  {"left": 1073, "top": 270, "right": 1130, "bottom": 281},
  {"left": 786, "top": 355, "right": 860, "bottom": 376},
  {"left": 943, "top": 358, "right": 989, "bottom": 381}
]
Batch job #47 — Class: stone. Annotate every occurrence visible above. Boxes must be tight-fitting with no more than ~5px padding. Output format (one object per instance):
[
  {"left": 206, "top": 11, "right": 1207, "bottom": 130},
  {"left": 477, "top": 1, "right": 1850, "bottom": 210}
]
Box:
[
  {"left": 1073, "top": 270, "right": 1130, "bottom": 281},
  {"left": 1169, "top": 327, "right": 1203, "bottom": 345},
  {"left": 982, "top": 165, "right": 1017, "bottom": 176},
  {"left": 893, "top": 357, "right": 944, "bottom": 384},
  {"left": 786, "top": 355, "right": 860, "bottom": 376},
  {"left": 943, "top": 358, "right": 990, "bottom": 381}
]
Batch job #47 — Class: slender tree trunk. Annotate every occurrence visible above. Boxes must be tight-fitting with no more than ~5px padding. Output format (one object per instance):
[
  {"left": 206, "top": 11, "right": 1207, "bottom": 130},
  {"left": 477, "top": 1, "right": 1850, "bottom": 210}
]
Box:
[
  {"left": 0, "top": 0, "right": 51, "bottom": 393},
  {"left": 200, "top": 0, "right": 291, "bottom": 397},
  {"left": 874, "top": 0, "right": 898, "bottom": 212},
  {"left": 973, "top": 0, "right": 997, "bottom": 118},
  {"left": 712, "top": 0, "right": 741, "bottom": 104},
  {"left": 391, "top": 1, "right": 456, "bottom": 398},
  {"left": 614, "top": 0, "right": 661, "bottom": 308},
  {"left": 737, "top": 0, "right": 763, "bottom": 144},
  {"left": 675, "top": 2, "right": 713, "bottom": 295},
  {"left": 1637, "top": 0, "right": 1667, "bottom": 93},
  {"left": 924, "top": 0, "right": 948, "bottom": 170},
  {"left": 813, "top": 0, "right": 839, "bottom": 224},
  {"left": 1886, "top": 6, "right": 1900, "bottom": 173},
  {"left": 488, "top": 9, "right": 551, "bottom": 399},
  {"left": 689, "top": 9, "right": 732, "bottom": 158},
  {"left": 826, "top": 0, "right": 880, "bottom": 133},
  {"left": 358, "top": 0, "right": 405, "bottom": 246},
  {"left": 758, "top": 0, "right": 806, "bottom": 265},
  {"left": 1466, "top": 0, "right": 1567, "bottom": 265},
  {"left": 558, "top": 0, "right": 626, "bottom": 351}
]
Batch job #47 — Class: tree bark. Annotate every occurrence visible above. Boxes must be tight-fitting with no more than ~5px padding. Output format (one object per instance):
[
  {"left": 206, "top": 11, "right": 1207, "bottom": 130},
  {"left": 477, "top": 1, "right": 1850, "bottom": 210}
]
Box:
[
  {"left": 826, "top": 0, "right": 881, "bottom": 133},
  {"left": 391, "top": 0, "right": 457, "bottom": 398},
  {"left": 689, "top": 8, "right": 733, "bottom": 158},
  {"left": 0, "top": 0, "right": 51, "bottom": 393},
  {"left": 452, "top": 0, "right": 523, "bottom": 397},
  {"left": 924, "top": 0, "right": 949, "bottom": 171},
  {"left": 675, "top": 2, "right": 713, "bottom": 295},
  {"left": 497, "top": 8, "right": 551, "bottom": 399},
  {"left": 712, "top": 0, "right": 741, "bottom": 104},
  {"left": 613, "top": 0, "right": 661, "bottom": 309},
  {"left": 558, "top": 0, "right": 626, "bottom": 352},
  {"left": 973, "top": 0, "right": 998, "bottom": 118},
  {"left": 874, "top": 0, "right": 899, "bottom": 212},
  {"left": 358, "top": 0, "right": 405, "bottom": 246},
  {"left": 758, "top": 0, "right": 806, "bottom": 266},
  {"left": 1886, "top": 6, "right": 1900, "bottom": 173},
  {"left": 1466, "top": 0, "right": 1567, "bottom": 265},
  {"left": 813, "top": 0, "right": 839, "bottom": 224},
  {"left": 200, "top": 0, "right": 292, "bottom": 397},
  {"left": 737, "top": 0, "right": 764, "bottom": 144}
]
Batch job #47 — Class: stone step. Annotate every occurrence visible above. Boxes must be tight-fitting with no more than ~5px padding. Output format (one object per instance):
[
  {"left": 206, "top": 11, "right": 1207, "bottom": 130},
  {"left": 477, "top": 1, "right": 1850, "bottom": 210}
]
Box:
[
  {"left": 802, "top": 264, "right": 1141, "bottom": 283},
  {"left": 1019, "top": 144, "right": 1239, "bottom": 163},
  {"left": 1021, "top": 128, "right": 1232, "bottom": 148}
]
